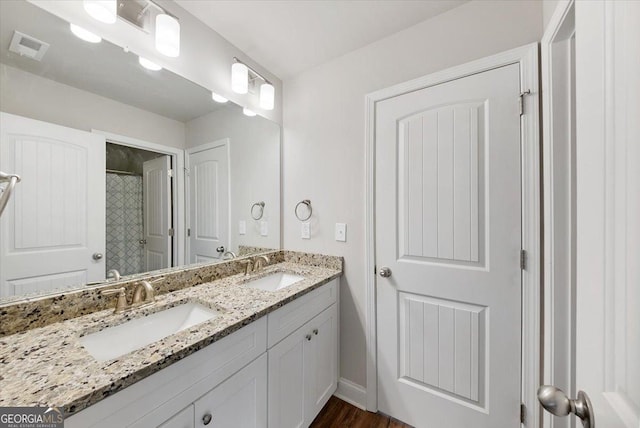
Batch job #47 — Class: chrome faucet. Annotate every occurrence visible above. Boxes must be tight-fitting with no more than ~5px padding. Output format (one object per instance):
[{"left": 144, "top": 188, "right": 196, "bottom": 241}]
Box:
[
  {"left": 253, "top": 255, "right": 269, "bottom": 273},
  {"left": 223, "top": 251, "right": 237, "bottom": 260},
  {"left": 107, "top": 269, "right": 121, "bottom": 281}
]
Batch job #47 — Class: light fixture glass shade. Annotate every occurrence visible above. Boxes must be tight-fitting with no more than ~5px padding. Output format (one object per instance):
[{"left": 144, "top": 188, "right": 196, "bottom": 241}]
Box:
[
  {"left": 243, "top": 108, "right": 256, "bottom": 117},
  {"left": 83, "top": 0, "right": 117, "bottom": 24},
  {"left": 211, "top": 92, "right": 228, "bottom": 103},
  {"left": 259, "top": 83, "right": 275, "bottom": 110},
  {"left": 139, "top": 56, "right": 162, "bottom": 71},
  {"left": 155, "top": 14, "right": 180, "bottom": 57},
  {"left": 231, "top": 62, "right": 249, "bottom": 94},
  {"left": 69, "top": 23, "right": 102, "bottom": 43}
]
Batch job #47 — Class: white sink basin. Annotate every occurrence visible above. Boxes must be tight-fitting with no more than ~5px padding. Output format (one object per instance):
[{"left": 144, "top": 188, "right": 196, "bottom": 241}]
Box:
[
  {"left": 245, "top": 272, "right": 305, "bottom": 292},
  {"left": 80, "top": 303, "right": 220, "bottom": 362}
]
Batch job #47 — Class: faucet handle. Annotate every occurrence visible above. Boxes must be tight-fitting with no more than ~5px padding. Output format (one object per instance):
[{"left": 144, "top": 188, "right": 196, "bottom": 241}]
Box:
[{"left": 101, "top": 287, "right": 128, "bottom": 313}]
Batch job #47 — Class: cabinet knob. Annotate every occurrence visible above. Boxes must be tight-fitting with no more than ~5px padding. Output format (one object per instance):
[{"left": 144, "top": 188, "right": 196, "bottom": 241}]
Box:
[
  {"left": 305, "top": 334, "right": 312, "bottom": 341},
  {"left": 202, "top": 413, "right": 212, "bottom": 425},
  {"left": 313, "top": 329, "right": 318, "bottom": 335}
]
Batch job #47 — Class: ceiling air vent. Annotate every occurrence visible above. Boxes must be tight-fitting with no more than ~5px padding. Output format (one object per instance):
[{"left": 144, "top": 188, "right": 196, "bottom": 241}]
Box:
[{"left": 9, "top": 31, "right": 50, "bottom": 61}]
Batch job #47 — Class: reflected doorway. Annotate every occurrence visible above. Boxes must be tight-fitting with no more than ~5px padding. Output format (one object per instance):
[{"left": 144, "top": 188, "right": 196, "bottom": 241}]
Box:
[{"left": 105, "top": 142, "right": 173, "bottom": 276}]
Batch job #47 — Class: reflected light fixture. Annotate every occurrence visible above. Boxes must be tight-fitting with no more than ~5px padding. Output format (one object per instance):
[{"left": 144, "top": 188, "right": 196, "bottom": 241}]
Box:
[
  {"left": 260, "top": 83, "right": 275, "bottom": 110},
  {"left": 211, "top": 92, "right": 228, "bottom": 103},
  {"left": 243, "top": 108, "right": 257, "bottom": 117},
  {"left": 70, "top": 23, "right": 102, "bottom": 43},
  {"left": 83, "top": 0, "right": 117, "bottom": 24},
  {"left": 155, "top": 13, "right": 180, "bottom": 57},
  {"left": 139, "top": 56, "right": 162, "bottom": 71},
  {"left": 231, "top": 62, "right": 249, "bottom": 94}
]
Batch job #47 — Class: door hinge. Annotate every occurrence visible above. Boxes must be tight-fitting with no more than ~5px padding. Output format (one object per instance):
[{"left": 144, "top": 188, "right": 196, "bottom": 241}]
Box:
[
  {"left": 168, "top": 228, "right": 174, "bottom": 237},
  {"left": 167, "top": 169, "right": 173, "bottom": 177},
  {"left": 520, "top": 249, "right": 527, "bottom": 270},
  {"left": 183, "top": 167, "right": 190, "bottom": 177},
  {"left": 519, "top": 90, "right": 531, "bottom": 116},
  {"left": 520, "top": 403, "right": 526, "bottom": 424},
  {"left": 187, "top": 228, "right": 191, "bottom": 237}
]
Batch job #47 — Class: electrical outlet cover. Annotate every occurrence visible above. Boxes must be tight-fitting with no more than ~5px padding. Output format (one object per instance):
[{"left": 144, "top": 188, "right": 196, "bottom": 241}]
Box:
[{"left": 335, "top": 223, "right": 346, "bottom": 242}]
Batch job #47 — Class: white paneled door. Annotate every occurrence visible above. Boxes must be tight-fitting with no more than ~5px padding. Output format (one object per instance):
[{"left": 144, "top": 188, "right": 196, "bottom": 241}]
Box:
[
  {"left": 375, "top": 64, "right": 522, "bottom": 427},
  {"left": 143, "top": 155, "right": 172, "bottom": 271},
  {"left": 186, "top": 140, "right": 229, "bottom": 263},
  {"left": 0, "top": 112, "right": 105, "bottom": 297}
]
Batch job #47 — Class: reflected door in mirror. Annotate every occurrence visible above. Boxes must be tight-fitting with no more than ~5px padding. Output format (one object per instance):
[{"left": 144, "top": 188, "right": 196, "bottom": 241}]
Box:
[
  {"left": 0, "top": 113, "right": 106, "bottom": 297},
  {"left": 143, "top": 156, "right": 172, "bottom": 271},
  {"left": 187, "top": 140, "right": 229, "bottom": 263}
]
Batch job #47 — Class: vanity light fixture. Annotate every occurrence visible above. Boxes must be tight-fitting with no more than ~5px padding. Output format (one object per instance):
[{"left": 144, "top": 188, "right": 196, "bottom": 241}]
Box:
[
  {"left": 139, "top": 56, "right": 162, "bottom": 71},
  {"left": 260, "top": 83, "right": 275, "bottom": 110},
  {"left": 231, "top": 62, "right": 249, "bottom": 94},
  {"left": 243, "top": 108, "right": 257, "bottom": 117},
  {"left": 83, "top": 0, "right": 117, "bottom": 24},
  {"left": 155, "top": 13, "right": 180, "bottom": 57},
  {"left": 232, "top": 58, "right": 275, "bottom": 110},
  {"left": 211, "top": 92, "right": 228, "bottom": 103},
  {"left": 69, "top": 23, "right": 102, "bottom": 43}
]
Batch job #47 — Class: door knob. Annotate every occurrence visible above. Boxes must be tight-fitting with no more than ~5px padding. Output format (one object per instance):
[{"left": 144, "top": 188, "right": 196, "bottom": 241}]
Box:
[
  {"left": 92, "top": 252, "right": 103, "bottom": 260},
  {"left": 538, "top": 385, "right": 594, "bottom": 428},
  {"left": 379, "top": 267, "right": 392, "bottom": 278}
]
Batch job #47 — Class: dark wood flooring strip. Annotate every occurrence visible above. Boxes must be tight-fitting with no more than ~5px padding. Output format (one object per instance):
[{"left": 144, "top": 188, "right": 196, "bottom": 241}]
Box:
[{"left": 310, "top": 396, "right": 412, "bottom": 428}]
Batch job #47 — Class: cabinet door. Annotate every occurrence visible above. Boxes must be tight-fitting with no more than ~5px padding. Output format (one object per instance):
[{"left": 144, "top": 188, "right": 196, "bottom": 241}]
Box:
[
  {"left": 159, "top": 405, "right": 194, "bottom": 428},
  {"left": 194, "top": 354, "right": 267, "bottom": 428},
  {"left": 267, "top": 327, "right": 307, "bottom": 428},
  {"left": 305, "top": 304, "right": 338, "bottom": 424}
]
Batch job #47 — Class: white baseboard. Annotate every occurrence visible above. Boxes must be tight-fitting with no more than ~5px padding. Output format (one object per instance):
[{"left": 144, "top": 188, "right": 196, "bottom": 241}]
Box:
[{"left": 334, "top": 377, "right": 367, "bottom": 410}]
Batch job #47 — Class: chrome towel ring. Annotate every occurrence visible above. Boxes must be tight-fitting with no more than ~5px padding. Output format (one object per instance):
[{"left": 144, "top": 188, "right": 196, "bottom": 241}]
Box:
[
  {"left": 0, "top": 171, "right": 21, "bottom": 217},
  {"left": 251, "top": 201, "right": 265, "bottom": 220},
  {"left": 295, "top": 199, "right": 312, "bottom": 221}
]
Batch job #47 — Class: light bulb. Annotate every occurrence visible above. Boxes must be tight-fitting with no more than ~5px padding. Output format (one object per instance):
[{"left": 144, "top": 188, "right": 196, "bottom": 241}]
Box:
[
  {"left": 243, "top": 108, "right": 256, "bottom": 117},
  {"left": 211, "top": 92, "right": 228, "bottom": 103},
  {"left": 155, "top": 14, "right": 180, "bottom": 57},
  {"left": 260, "top": 83, "right": 275, "bottom": 110},
  {"left": 231, "top": 62, "right": 248, "bottom": 94},
  {"left": 83, "top": 0, "right": 117, "bottom": 24},
  {"left": 139, "top": 56, "right": 162, "bottom": 71},
  {"left": 70, "top": 24, "right": 102, "bottom": 43}
]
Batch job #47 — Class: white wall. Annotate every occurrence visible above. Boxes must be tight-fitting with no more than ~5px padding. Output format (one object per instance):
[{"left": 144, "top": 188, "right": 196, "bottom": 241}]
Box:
[
  {"left": 186, "top": 107, "right": 281, "bottom": 252},
  {"left": 0, "top": 64, "right": 185, "bottom": 149},
  {"left": 543, "top": 0, "right": 562, "bottom": 30},
  {"left": 282, "top": 0, "right": 543, "bottom": 389}
]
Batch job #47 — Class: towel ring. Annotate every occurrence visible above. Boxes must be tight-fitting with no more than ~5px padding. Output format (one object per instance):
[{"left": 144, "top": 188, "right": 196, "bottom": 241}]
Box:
[
  {"left": 251, "top": 201, "right": 265, "bottom": 220},
  {"left": 295, "top": 199, "right": 312, "bottom": 222}
]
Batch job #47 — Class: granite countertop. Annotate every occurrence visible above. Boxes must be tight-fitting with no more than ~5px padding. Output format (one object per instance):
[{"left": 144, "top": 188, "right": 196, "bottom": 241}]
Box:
[{"left": 0, "top": 261, "right": 341, "bottom": 416}]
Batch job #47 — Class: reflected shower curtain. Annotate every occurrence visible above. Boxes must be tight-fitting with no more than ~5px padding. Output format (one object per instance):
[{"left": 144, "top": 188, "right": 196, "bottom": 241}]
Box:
[{"left": 105, "top": 173, "right": 144, "bottom": 276}]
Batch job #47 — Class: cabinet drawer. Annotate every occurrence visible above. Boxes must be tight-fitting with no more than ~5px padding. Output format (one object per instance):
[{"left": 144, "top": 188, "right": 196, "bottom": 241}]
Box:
[{"left": 267, "top": 278, "right": 338, "bottom": 348}]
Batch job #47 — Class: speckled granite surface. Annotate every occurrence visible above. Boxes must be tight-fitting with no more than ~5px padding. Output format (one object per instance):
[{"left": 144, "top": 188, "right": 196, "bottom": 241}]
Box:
[
  {"left": 0, "top": 259, "right": 341, "bottom": 415},
  {"left": 0, "top": 250, "right": 341, "bottom": 337}
]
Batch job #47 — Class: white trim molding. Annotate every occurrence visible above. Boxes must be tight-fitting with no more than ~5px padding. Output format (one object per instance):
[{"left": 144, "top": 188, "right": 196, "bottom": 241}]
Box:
[
  {"left": 335, "top": 378, "right": 367, "bottom": 411},
  {"left": 364, "top": 43, "right": 541, "bottom": 427},
  {"left": 92, "top": 130, "right": 187, "bottom": 268}
]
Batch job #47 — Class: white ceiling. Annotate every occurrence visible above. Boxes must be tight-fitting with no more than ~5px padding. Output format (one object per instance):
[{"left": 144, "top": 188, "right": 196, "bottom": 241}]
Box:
[{"left": 176, "top": 0, "right": 468, "bottom": 79}]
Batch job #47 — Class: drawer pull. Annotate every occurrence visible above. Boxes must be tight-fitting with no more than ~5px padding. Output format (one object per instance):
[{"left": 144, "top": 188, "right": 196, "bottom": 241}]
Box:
[
  {"left": 306, "top": 334, "right": 312, "bottom": 341},
  {"left": 202, "top": 413, "right": 212, "bottom": 425},
  {"left": 313, "top": 329, "right": 318, "bottom": 335}
]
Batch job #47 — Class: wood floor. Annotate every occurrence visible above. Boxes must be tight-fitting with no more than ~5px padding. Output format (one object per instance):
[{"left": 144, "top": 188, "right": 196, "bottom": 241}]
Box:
[{"left": 310, "top": 396, "right": 412, "bottom": 428}]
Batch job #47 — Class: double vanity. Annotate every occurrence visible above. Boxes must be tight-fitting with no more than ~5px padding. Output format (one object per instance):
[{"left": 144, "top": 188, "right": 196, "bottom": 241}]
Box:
[{"left": 0, "top": 251, "right": 342, "bottom": 428}]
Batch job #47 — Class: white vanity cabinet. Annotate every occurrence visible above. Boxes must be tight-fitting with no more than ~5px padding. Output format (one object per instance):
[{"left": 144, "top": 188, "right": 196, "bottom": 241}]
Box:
[
  {"left": 65, "top": 278, "right": 339, "bottom": 428},
  {"left": 267, "top": 304, "right": 338, "bottom": 428}
]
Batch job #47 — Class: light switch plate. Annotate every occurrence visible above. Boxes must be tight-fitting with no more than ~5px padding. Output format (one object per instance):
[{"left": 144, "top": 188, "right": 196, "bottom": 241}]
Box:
[
  {"left": 239, "top": 220, "right": 246, "bottom": 235},
  {"left": 301, "top": 222, "right": 310, "bottom": 239},
  {"left": 260, "top": 221, "right": 268, "bottom": 236},
  {"left": 335, "top": 223, "right": 346, "bottom": 242}
]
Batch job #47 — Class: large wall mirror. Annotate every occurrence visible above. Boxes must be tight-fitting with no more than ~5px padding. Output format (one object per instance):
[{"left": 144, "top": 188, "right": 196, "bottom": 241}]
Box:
[{"left": 0, "top": 1, "right": 281, "bottom": 301}]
